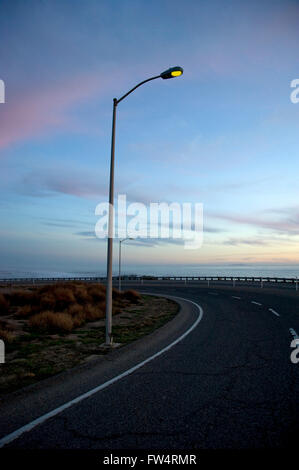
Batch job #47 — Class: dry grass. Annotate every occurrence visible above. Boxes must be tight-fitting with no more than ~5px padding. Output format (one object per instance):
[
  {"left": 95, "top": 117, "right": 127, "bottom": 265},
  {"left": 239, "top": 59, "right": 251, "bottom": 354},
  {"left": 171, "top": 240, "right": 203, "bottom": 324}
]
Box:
[
  {"left": 2, "top": 283, "right": 141, "bottom": 334},
  {"left": 123, "top": 289, "right": 141, "bottom": 303},
  {"left": 0, "top": 327, "right": 15, "bottom": 343},
  {"left": 29, "top": 311, "right": 74, "bottom": 332}
]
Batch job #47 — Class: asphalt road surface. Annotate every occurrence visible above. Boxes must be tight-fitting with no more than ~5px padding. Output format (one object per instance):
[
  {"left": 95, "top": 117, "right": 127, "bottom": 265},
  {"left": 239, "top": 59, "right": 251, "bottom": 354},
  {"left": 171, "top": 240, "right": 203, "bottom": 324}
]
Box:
[{"left": 0, "top": 284, "right": 298, "bottom": 449}]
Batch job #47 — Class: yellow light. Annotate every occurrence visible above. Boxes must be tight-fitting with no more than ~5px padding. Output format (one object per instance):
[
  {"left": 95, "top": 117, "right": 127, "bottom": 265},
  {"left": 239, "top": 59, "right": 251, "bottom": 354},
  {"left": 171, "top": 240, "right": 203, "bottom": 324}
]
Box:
[{"left": 171, "top": 70, "right": 182, "bottom": 77}]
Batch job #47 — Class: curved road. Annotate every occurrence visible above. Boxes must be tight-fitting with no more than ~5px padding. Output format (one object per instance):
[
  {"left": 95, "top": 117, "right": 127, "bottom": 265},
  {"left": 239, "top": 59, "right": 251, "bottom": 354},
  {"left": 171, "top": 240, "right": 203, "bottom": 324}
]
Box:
[{"left": 0, "top": 284, "right": 298, "bottom": 449}]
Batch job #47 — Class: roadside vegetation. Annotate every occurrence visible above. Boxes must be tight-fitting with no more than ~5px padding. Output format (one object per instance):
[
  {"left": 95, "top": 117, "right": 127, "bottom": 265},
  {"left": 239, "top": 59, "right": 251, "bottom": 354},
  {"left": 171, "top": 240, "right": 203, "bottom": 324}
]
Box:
[{"left": 0, "top": 282, "right": 178, "bottom": 395}]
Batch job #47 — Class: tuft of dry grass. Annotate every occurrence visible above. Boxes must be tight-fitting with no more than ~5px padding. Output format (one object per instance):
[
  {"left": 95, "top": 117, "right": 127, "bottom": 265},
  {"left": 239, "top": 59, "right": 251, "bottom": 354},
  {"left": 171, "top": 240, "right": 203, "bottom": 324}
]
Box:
[
  {"left": 50, "top": 287, "right": 75, "bottom": 309},
  {"left": 29, "top": 311, "right": 74, "bottom": 332},
  {"left": 9, "top": 290, "right": 35, "bottom": 307},
  {"left": 123, "top": 289, "right": 141, "bottom": 303},
  {"left": 17, "top": 304, "right": 33, "bottom": 317},
  {"left": 84, "top": 303, "right": 105, "bottom": 321},
  {"left": 0, "top": 327, "right": 15, "bottom": 343},
  {"left": 39, "top": 292, "right": 56, "bottom": 310},
  {"left": 88, "top": 286, "right": 106, "bottom": 303},
  {"left": 67, "top": 303, "right": 84, "bottom": 317}
]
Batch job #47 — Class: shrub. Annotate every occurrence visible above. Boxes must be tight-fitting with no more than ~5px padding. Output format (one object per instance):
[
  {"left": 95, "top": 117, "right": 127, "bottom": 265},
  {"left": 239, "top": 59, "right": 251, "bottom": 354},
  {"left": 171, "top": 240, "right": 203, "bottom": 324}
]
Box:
[
  {"left": 29, "top": 311, "right": 74, "bottom": 332},
  {"left": 39, "top": 292, "right": 56, "bottom": 310},
  {"left": 85, "top": 304, "right": 105, "bottom": 321},
  {"left": 72, "top": 313, "right": 86, "bottom": 328},
  {"left": 67, "top": 304, "right": 84, "bottom": 317},
  {"left": 123, "top": 289, "right": 141, "bottom": 303},
  {"left": 52, "top": 287, "right": 75, "bottom": 306},
  {"left": 17, "top": 304, "right": 33, "bottom": 317},
  {"left": 112, "top": 287, "right": 121, "bottom": 297},
  {"left": 8, "top": 290, "right": 34, "bottom": 306},
  {"left": 0, "top": 327, "right": 15, "bottom": 343},
  {"left": 87, "top": 286, "right": 106, "bottom": 303},
  {"left": 69, "top": 284, "right": 91, "bottom": 303}
]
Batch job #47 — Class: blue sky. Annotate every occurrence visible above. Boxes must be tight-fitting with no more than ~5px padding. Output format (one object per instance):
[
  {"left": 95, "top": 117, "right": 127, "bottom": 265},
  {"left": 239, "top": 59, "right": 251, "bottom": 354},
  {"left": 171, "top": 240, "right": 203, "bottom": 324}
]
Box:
[{"left": 0, "top": 0, "right": 299, "bottom": 274}]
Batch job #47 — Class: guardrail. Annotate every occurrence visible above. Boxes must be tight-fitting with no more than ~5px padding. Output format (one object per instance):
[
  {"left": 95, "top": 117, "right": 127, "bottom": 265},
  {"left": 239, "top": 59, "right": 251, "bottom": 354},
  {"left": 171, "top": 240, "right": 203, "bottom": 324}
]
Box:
[{"left": 0, "top": 275, "right": 298, "bottom": 286}]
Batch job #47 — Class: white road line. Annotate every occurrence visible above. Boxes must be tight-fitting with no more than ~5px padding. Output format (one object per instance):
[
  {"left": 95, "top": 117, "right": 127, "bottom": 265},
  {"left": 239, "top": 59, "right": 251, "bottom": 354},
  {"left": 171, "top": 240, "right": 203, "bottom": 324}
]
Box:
[
  {"left": 251, "top": 301, "right": 262, "bottom": 306},
  {"left": 0, "top": 296, "right": 204, "bottom": 448},
  {"left": 269, "top": 308, "right": 280, "bottom": 317},
  {"left": 208, "top": 292, "right": 218, "bottom": 296},
  {"left": 232, "top": 296, "right": 241, "bottom": 300}
]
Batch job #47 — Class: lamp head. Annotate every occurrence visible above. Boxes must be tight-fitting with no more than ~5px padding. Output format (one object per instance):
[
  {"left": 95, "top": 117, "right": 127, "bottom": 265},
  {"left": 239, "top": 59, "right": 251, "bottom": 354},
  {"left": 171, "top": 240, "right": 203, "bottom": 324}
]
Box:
[{"left": 160, "top": 66, "right": 183, "bottom": 79}]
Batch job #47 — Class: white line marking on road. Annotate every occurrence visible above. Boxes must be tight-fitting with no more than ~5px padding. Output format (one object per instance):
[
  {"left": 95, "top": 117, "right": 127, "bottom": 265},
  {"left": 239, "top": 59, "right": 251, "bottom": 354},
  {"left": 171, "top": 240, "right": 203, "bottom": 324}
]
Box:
[
  {"left": 251, "top": 301, "right": 262, "bottom": 306},
  {"left": 269, "top": 308, "right": 280, "bottom": 317},
  {"left": 0, "top": 295, "right": 203, "bottom": 448},
  {"left": 208, "top": 292, "right": 218, "bottom": 296},
  {"left": 232, "top": 296, "right": 241, "bottom": 300}
]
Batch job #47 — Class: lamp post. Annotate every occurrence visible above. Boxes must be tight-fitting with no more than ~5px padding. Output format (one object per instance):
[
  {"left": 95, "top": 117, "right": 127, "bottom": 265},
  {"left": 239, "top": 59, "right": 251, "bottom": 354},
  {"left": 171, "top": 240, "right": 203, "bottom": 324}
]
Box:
[
  {"left": 119, "top": 237, "right": 133, "bottom": 292},
  {"left": 105, "top": 66, "right": 183, "bottom": 346}
]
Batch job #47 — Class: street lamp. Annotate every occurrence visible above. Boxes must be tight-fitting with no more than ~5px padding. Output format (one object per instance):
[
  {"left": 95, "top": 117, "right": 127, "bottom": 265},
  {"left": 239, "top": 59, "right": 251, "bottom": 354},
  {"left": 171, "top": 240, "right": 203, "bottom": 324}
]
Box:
[
  {"left": 118, "top": 238, "right": 134, "bottom": 292},
  {"left": 105, "top": 66, "right": 183, "bottom": 345}
]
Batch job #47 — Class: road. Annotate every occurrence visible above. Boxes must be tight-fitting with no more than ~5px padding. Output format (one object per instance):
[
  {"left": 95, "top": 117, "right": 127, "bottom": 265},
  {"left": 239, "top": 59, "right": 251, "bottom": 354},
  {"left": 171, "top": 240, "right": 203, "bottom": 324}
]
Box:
[{"left": 0, "top": 284, "right": 298, "bottom": 449}]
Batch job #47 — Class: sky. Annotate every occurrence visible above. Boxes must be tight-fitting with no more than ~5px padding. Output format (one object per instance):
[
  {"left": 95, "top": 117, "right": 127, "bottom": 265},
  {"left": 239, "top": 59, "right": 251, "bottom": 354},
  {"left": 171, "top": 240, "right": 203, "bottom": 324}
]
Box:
[{"left": 0, "top": 0, "right": 299, "bottom": 275}]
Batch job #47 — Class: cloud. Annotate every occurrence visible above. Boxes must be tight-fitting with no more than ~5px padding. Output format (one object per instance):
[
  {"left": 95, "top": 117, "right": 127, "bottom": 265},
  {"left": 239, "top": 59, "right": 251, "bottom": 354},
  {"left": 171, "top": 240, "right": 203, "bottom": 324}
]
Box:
[
  {"left": 38, "top": 217, "right": 92, "bottom": 228},
  {"left": 204, "top": 226, "right": 225, "bottom": 234},
  {"left": 0, "top": 74, "right": 107, "bottom": 150},
  {"left": 74, "top": 229, "right": 188, "bottom": 247},
  {"left": 18, "top": 167, "right": 108, "bottom": 199},
  {"left": 210, "top": 207, "right": 299, "bottom": 236},
  {"left": 0, "top": 62, "right": 148, "bottom": 151},
  {"left": 75, "top": 231, "right": 96, "bottom": 238},
  {"left": 223, "top": 238, "right": 268, "bottom": 247}
]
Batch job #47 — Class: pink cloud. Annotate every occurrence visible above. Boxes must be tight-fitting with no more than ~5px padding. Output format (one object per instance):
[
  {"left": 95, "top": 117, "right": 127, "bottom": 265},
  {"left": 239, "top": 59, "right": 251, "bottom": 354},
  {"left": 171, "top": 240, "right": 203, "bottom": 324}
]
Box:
[
  {"left": 0, "top": 74, "right": 110, "bottom": 150},
  {"left": 0, "top": 62, "right": 150, "bottom": 151},
  {"left": 0, "top": 60, "right": 173, "bottom": 151},
  {"left": 211, "top": 209, "right": 299, "bottom": 235}
]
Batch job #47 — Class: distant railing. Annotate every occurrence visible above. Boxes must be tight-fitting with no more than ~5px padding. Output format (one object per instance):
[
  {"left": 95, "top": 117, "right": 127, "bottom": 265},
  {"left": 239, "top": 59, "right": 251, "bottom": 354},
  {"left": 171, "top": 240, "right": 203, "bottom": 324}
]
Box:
[{"left": 0, "top": 275, "right": 298, "bottom": 287}]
